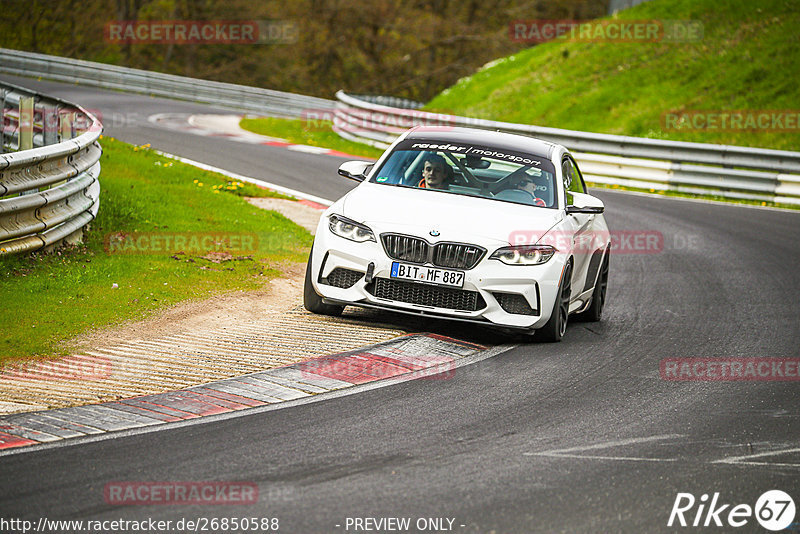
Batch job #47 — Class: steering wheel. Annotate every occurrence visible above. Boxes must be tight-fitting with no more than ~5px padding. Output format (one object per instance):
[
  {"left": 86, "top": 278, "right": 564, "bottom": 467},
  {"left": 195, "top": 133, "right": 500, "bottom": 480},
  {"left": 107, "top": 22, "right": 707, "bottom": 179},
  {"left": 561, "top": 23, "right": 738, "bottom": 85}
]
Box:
[{"left": 493, "top": 189, "right": 538, "bottom": 204}]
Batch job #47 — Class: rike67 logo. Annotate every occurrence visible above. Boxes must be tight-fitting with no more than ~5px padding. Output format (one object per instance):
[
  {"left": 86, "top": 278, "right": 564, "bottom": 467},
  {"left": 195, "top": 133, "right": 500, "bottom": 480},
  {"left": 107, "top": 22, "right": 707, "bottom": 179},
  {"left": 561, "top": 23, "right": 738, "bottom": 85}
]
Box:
[{"left": 668, "top": 490, "right": 796, "bottom": 531}]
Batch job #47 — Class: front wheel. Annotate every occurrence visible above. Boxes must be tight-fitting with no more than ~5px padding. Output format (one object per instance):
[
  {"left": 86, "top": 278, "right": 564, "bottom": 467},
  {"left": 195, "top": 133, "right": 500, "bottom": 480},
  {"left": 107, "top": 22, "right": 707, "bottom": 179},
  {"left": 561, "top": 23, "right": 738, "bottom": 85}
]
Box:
[
  {"left": 576, "top": 251, "right": 609, "bottom": 323},
  {"left": 303, "top": 250, "right": 344, "bottom": 316},
  {"left": 535, "top": 261, "right": 572, "bottom": 342}
]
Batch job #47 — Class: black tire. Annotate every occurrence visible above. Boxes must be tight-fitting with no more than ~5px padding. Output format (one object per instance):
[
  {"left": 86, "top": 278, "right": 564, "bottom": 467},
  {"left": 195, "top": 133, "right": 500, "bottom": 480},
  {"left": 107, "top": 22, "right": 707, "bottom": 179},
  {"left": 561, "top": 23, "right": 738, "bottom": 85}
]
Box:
[
  {"left": 576, "top": 251, "right": 609, "bottom": 323},
  {"left": 303, "top": 250, "right": 344, "bottom": 316},
  {"left": 536, "top": 261, "right": 572, "bottom": 342}
]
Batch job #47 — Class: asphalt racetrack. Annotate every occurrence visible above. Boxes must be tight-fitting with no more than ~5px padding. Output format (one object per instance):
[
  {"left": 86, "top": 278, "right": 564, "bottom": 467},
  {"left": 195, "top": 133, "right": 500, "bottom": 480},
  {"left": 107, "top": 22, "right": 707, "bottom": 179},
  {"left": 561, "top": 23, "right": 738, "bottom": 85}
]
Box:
[{"left": 1, "top": 75, "right": 799, "bottom": 533}]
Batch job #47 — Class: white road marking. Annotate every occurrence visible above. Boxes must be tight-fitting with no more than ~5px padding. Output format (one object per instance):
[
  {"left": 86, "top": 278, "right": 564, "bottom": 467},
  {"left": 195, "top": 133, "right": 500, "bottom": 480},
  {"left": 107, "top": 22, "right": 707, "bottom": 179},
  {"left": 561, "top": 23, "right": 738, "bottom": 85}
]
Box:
[
  {"left": 524, "top": 434, "right": 684, "bottom": 462},
  {"left": 150, "top": 148, "right": 334, "bottom": 206},
  {"left": 287, "top": 144, "right": 331, "bottom": 154},
  {"left": 529, "top": 453, "right": 677, "bottom": 463},
  {"left": 713, "top": 446, "right": 800, "bottom": 467}
]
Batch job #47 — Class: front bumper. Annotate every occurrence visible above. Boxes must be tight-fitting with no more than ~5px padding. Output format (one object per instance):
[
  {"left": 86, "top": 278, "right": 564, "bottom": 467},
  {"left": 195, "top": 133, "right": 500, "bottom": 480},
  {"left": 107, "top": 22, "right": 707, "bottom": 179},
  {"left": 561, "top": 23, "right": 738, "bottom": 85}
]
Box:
[{"left": 310, "top": 223, "right": 566, "bottom": 331}]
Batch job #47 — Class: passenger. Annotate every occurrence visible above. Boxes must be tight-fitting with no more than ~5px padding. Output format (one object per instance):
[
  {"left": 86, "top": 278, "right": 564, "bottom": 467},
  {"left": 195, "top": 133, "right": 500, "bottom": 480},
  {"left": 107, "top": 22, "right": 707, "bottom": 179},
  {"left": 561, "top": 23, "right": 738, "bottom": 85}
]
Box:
[
  {"left": 516, "top": 176, "right": 549, "bottom": 207},
  {"left": 417, "top": 154, "right": 452, "bottom": 190}
]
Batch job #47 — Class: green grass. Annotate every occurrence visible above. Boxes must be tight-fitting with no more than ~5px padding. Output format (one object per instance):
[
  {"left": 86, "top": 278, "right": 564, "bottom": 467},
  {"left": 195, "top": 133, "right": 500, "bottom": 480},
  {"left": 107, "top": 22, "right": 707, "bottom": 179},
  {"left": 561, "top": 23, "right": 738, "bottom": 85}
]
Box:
[
  {"left": 239, "top": 116, "right": 384, "bottom": 159},
  {"left": 425, "top": 0, "right": 800, "bottom": 152},
  {"left": 0, "top": 137, "right": 313, "bottom": 363}
]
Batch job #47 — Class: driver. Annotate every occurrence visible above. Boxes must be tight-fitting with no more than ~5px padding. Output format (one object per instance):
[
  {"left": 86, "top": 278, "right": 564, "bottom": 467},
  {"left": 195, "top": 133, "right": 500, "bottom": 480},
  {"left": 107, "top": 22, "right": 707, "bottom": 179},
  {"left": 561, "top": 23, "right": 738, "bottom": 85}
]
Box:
[{"left": 418, "top": 154, "right": 451, "bottom": 190}]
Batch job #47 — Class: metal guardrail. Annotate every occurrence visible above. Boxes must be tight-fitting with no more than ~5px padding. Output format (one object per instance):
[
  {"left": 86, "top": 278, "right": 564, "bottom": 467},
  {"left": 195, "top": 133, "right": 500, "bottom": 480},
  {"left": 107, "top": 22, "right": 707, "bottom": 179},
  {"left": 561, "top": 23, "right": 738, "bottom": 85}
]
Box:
[
  {"left": 1, "top": 81, "right": 101, "bottom": 255},
  {"left": 2, "top": 48, "right": 796, "bottom": 205},
  {"left": 334, "top": 91, "right": 800, "bottom": 205},
  {"left": 0, "top": 48, "right": 334, "bottom": 118}
]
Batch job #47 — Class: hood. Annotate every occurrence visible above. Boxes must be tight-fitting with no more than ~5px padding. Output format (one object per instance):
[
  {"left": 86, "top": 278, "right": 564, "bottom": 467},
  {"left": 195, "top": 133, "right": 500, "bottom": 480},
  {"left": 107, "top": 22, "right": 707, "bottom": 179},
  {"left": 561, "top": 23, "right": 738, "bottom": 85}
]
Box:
[{"left": 340, "top": 182, "right": 563, "bottom": 246}]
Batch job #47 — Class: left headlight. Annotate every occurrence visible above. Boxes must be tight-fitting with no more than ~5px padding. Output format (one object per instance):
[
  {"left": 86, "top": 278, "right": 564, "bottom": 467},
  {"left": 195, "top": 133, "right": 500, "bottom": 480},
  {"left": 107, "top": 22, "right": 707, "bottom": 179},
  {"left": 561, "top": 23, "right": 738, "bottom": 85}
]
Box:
[
  {"left": 328, "top": 214, "right": 376, "bottom": 243},
  {"left": 490, "top": 244, "right": 556, "bottom": 265}
]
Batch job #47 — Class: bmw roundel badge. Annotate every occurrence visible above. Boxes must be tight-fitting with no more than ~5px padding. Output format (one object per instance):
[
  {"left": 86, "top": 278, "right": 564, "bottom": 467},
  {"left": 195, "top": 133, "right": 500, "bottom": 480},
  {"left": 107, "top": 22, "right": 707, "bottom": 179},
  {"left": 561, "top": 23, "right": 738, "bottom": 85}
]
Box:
[{"left": 430, "top": 230, "right": 440, "bottom": 237}]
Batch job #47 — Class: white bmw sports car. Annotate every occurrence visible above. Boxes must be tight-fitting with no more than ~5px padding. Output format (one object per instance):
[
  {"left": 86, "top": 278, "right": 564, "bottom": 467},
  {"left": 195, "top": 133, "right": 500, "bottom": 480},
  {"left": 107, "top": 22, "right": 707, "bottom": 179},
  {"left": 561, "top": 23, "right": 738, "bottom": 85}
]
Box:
[{"left": 304, "top": 127, "right": 610, "bottom": 341}]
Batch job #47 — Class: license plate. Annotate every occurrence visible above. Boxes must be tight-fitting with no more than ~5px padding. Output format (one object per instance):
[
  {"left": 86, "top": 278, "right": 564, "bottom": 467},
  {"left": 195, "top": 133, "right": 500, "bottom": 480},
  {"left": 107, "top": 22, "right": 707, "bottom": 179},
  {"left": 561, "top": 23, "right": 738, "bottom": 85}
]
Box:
[{"left": 390, "top": 262, "right": 465, "bottom": 288}]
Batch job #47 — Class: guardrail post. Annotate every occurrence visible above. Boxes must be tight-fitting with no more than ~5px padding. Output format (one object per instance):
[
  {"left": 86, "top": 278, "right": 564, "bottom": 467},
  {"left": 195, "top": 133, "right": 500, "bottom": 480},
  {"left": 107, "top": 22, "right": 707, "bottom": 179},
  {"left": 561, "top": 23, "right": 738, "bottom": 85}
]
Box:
[
  {"left": 57, "top": 111, "right": 76, "bottom": 190},
  {"left": 0, "top": 89, "right": 5, "bottom": 155},
  {"left": 60, "top": 111, "right": 74, "bottom": 141},
  {"left": 18, "top": 96, "right": 34, "bottom": 151},
  {"left": 17, "top": 96, "right": 37, "bottom": 196},
  {"left": 43, "top": 106, "right": 59, "bottom": 146}
]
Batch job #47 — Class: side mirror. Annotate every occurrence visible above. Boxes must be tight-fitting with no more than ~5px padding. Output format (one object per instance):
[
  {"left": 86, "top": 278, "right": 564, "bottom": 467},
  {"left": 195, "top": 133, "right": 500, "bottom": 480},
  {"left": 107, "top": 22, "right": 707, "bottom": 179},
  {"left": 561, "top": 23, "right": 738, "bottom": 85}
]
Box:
[
  {"left": 566, "top": 192, "right": 604, "bottom": 214},
  {"left": 338, "top": 160, "right": 372, "bottom": 182}
]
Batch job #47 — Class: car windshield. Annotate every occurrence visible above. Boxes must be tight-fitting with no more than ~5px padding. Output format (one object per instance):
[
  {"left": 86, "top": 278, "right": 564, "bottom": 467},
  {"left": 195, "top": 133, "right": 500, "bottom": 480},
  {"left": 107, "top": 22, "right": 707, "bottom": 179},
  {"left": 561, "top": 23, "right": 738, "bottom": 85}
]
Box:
[{"left": 369, "top": 139, "right": 558, "bottom": 208}]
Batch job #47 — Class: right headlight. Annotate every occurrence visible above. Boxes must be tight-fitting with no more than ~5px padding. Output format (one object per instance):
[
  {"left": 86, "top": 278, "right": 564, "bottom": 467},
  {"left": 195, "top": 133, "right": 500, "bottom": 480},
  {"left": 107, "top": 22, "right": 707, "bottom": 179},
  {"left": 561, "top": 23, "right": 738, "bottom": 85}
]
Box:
[
  {"left": 328, "top": 214, "right": 376, "bottom": 243},
  {"left": 490, "top": 244, "right": 556, "bottom": 265}
]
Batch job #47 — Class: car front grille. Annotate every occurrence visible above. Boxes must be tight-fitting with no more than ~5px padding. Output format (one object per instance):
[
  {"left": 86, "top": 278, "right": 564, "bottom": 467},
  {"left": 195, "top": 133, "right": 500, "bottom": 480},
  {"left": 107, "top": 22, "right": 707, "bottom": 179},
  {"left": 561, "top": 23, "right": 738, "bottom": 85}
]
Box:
[
  {"left": 368, "top": 278, "right": 486, "bottom": 312},
  {"left": 493, "top": 292, "right": 537, "bottom": 315},
  {"left": 382, "top": 234, "right": 428, "bottom": 263},
  {"left": 381, "top": 233, "right": 485, "bottom": 270},
  {"left": 432, "top": 242, "right": 485, "bottom": 269},
  {"left": 322, "top": 268, "right": 363, "bottom": 289}
]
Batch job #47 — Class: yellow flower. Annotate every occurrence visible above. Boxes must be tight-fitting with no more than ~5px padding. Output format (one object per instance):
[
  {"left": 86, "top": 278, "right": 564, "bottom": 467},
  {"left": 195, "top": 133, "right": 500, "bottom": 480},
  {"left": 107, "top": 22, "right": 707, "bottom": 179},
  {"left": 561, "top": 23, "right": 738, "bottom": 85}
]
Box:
[
  {"left": 213, "top": 190, "right": 220, "bottom": 194},
  {"left": 193, "top": 179, "right": 199, "bottom": 183},
  {"left": 198, "top": 182, "right": 204, "bottom": 187}
]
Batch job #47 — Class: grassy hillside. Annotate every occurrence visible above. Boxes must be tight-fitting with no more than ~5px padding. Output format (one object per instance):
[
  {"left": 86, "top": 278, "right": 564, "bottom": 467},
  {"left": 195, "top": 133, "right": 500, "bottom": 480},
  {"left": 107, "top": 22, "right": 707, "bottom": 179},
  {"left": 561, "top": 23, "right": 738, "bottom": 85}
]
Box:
[{"left": 426, "top": 0, "right": 800, "bottom": 151}]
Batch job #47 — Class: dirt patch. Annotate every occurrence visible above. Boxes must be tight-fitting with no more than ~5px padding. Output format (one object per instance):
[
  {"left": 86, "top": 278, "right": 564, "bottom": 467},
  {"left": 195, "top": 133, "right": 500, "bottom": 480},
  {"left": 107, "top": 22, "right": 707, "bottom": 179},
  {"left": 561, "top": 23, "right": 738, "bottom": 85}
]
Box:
[
  {"left": 69, "top": 261, "right": 306, "bottom": 354},
  {"left": 246, "top": 197, "right": 323, "bottom": 234}
]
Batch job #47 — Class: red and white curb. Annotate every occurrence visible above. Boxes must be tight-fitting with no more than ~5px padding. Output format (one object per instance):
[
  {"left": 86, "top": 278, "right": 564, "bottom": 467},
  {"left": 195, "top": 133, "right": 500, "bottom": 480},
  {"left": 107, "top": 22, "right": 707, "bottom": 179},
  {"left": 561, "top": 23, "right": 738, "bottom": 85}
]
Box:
[
  {"left": 149, "top": 113, "right": 370, "bottom": 160},
  {"left": 0, "top": 334, "right": 506, "bottom": 453}
]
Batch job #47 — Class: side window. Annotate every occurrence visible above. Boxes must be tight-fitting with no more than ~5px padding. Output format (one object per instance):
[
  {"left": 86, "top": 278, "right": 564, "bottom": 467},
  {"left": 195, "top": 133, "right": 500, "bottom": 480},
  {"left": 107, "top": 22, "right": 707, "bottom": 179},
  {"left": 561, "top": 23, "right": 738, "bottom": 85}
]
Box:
[
  {"left": 562, "top": 155, "right": 586, "bottom": 205},
  {"left": 566, "top": 157, "right": 586, "bottom": 194},
  {"left": 561, "top": 159, "right": 573, "bottom": 192}
]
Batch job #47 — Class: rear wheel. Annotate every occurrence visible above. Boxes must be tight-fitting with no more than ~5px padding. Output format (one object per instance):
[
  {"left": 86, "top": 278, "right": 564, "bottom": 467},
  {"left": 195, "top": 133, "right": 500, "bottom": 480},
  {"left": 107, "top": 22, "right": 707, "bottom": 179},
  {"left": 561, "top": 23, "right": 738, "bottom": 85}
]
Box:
[
  {"left": 576, "top": 251, "right": 609, "bottom": 323},
  {"left": 303, "top": 250, "right": 344, "bottom": 316},
  {"left": 536, "top": 261, "right": 572, "bottom": 342}
]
